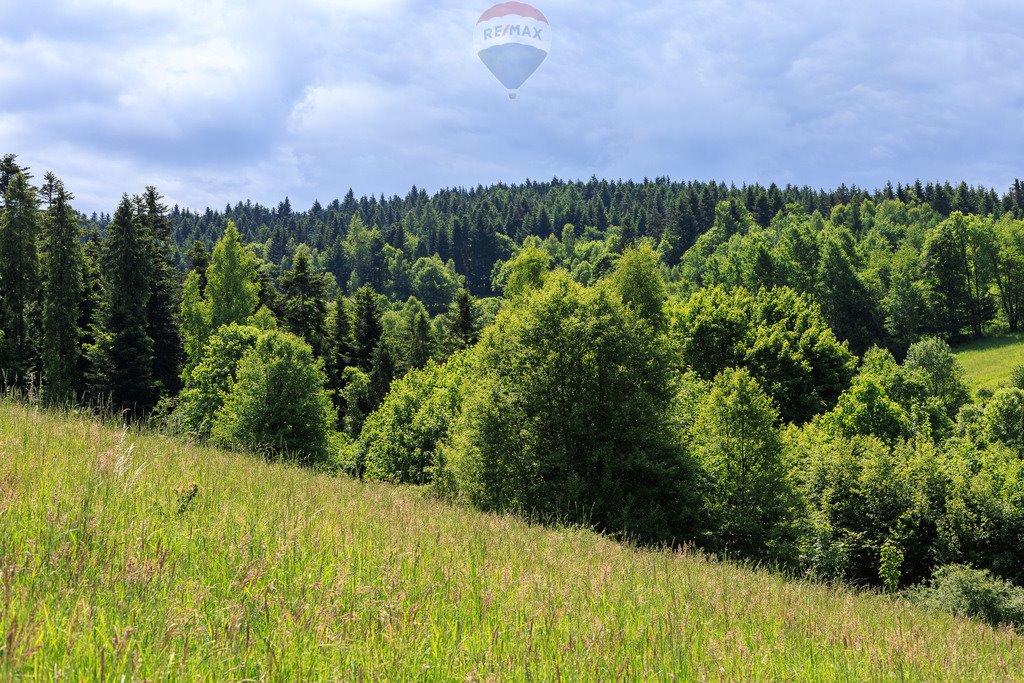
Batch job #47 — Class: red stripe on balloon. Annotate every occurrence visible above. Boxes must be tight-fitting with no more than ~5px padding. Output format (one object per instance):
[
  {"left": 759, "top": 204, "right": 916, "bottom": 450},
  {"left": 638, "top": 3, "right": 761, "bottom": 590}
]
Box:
[{"left": 477, "top": 2, "right": 548, "bottom": 24}]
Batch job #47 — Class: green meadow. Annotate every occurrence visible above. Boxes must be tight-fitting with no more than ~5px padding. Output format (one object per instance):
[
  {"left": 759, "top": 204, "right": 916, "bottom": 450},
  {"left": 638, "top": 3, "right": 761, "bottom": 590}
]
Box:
[
  {"left": 954, "top": 332, "right": 1024, "bottom": 392},
  {"left": 0, "top": 401, "right": 1020, "bottom": 681}
]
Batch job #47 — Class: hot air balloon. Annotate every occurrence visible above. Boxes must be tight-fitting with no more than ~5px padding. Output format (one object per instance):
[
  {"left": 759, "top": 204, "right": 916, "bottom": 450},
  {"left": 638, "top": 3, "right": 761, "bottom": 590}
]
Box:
[{"left": 474, "top": 2, "right": 550, "bottom": 99}]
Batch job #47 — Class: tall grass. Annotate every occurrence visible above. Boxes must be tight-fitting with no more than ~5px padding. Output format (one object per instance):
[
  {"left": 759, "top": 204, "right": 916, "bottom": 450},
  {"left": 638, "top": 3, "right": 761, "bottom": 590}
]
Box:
[{"left": 0, "top": 401, "right": 1020, "bottom": 680}]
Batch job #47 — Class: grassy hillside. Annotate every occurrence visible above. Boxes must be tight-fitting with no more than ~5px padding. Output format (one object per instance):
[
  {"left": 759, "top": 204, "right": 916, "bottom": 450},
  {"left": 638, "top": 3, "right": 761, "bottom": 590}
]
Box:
[
  {"left": 0, "top": 403, "right": 1020, "bottom": 680},
  {"left": 954, "top": 332, "right": 1024, "bottom": 392}
]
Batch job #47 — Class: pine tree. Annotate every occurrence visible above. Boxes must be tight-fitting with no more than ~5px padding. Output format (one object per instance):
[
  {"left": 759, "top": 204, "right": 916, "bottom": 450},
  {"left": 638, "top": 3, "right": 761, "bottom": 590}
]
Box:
[
  {"left": 0, "top": 171, "right": 42, "bottom": 381},
  {"left": 280, "top": 244, "right": 328, "bottom": 356},
  {"left": 40, "top": 175, "right": 83, "bottom": 404},
  {"left": 447, "top": 288, "right": 480, "bottom": 351},
  {"left": 352, "top": 285, "right": 383, "bottom": 371},
  {"left": 141, "top": 187, "right": 183, "bottom": 397},
  {"left": 88, "top": 195, "right": 155, "bottom": 413}
]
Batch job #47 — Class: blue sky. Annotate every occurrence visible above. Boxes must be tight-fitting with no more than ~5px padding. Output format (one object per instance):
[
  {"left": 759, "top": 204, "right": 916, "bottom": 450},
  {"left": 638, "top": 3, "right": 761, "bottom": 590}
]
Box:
[{"left": 1, "top": 0, "right": 1022, "bottom": 213}]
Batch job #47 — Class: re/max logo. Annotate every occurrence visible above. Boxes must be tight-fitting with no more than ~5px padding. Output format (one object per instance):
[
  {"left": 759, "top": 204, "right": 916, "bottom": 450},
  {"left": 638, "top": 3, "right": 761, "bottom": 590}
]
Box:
[{"left": 483, "top": 24, "right": 543, "bottom": 40}]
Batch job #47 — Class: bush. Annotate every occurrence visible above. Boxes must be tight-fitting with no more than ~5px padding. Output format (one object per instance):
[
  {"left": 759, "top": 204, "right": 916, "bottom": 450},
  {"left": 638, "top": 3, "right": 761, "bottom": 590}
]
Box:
[
  {"left": 984, "top": 388, "right": 1024, "bottom": 455},
  {"left": 912, "top": 564, "right": 1024, "bottom": 628},
  {"left": 446, "top": 272, "right": 700, "bottom": 545},
  {"left": 1011, "top": 364, "right": 1024, "bottom": 390},
  {"left": 176, "top": 324, "right": 260, "bottom": 440},
  {"left": 213, "top": 330, "right": 334, "bottom": 463},
  {"left": 359, "top": 354, "right": 467, "bottom": 484}
]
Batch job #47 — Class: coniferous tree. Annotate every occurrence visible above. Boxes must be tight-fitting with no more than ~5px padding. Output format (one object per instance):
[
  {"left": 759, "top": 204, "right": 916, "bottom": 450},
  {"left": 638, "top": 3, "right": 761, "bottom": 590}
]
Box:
[
  {"left": 352, "top": 285, "right": 383, "bottom": 371},
  {"left": 447, "top": 288, "right": 480, "bottom": 351},
  {"left": 40, "top": 175, "right": 83, "bottom": 404},
  {"left": 87, "top": 195, "right": 155, "bottom": 413},
  {"left": 77, "top": 228, "right": 103, "bottom": 393},
  {"left": 280, "top": 244, "right": 328, "bottom": 356},
  {"left": 141, "top": 187, "right": 183, "bottom": 397},
  {"left": 0, "top": 171, "right": 42, "bottom": 381},
  {"left": 407, "top": 308, "right": 433, "bottom": 370},
  {"left": 186, "top": 239, "right": 210, "bottom": 293}
]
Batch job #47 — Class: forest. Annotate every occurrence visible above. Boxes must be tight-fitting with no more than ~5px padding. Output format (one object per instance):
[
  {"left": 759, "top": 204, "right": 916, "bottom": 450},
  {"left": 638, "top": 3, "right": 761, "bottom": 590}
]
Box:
[{"left": 2, "top": 150, "right": 1024, "bottom": 621}]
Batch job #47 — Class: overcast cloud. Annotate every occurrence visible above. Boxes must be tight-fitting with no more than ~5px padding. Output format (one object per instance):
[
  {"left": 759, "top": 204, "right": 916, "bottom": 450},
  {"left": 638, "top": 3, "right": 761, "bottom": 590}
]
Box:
[{"left": 1, "top": 0, "right": 1022, "bottom": 213}]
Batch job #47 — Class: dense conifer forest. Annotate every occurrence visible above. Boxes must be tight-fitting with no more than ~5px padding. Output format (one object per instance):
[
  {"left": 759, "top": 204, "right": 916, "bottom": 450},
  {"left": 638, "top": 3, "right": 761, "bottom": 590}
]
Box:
[{"left": 3, "top": 151, "right": 1024, "bottom": 624}]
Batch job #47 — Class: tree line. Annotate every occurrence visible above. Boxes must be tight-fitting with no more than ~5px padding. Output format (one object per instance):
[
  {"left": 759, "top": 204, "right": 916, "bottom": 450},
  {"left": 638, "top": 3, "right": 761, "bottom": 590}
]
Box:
[{"left": 2, "top": 151, "right": 1024, "bottom": 609}]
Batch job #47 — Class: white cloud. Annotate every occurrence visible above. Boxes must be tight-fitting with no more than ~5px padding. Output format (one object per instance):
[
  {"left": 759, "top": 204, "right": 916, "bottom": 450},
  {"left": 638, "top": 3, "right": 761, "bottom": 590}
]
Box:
[{"left": 0, "top": 0, "right": 1021, "bottom": 212}]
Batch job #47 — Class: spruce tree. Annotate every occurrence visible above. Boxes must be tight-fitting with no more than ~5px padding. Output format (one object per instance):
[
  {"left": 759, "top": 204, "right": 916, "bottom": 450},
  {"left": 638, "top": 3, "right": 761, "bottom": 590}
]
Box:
[
  {"left": 141, "top": 187, "right": 183, "bottom": 397},
  {"left": 352, "top": 285, "right": 382, "bottom": 371},
  {"left": 280, "top": 244, "right": 328, "bottom": 356},
  {"left": 447, "top": 288, "right": 480, "bottom": 351},
  {"left": 40, "top": 176, "right": 83, "bottom": 404},
  {"left": 186, "top": 239, "right": 210, "bottom": 293},
  {"left": 407, "top": 308, "right": 433, "bottom": 370},
  {"left": 0, "top": 171, "right": 42, "bottom": 381},
  {"left": 88, "top": 195, "right": 155, "bottom": 413}
]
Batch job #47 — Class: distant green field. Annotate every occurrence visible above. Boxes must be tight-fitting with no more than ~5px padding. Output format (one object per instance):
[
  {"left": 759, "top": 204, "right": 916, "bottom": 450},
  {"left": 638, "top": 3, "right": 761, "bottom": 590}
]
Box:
[
  {"left": 1, "top": 402, "right": 1021, "bottom": 680},
  {"left": 954, "top": 332, "right": 1024, "bottom": 392}
]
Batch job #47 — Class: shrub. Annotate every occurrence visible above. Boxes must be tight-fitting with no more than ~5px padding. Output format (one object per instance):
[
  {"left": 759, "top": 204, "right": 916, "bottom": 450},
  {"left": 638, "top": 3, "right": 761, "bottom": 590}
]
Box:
[
  {"left": 176, "top": 324, "right": 260, "bottom": 440},
  {"left": 359, "top": 354, "right": 468, "bottom": 484},
  {"left": 912, "top": 564, "right": 1024, "bottom": 629},
  {"left": 984, "top": 388, "right": 1024, "bottom": 455},
  {"left": 1011, "top": 364, "right": 1024, "bottom": 390},
  {"left": 213, "top": 330, "right": 334, "bottom": 463}
]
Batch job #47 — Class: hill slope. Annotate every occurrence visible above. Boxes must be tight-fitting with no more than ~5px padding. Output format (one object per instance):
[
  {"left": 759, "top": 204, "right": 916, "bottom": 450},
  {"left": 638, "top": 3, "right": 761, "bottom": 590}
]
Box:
[
  {"left": 0, "top": 403, "right": 1019, "bottom": 680},
  {"left": 954, "top": 332, "right": 1024, "bottom": 392}
]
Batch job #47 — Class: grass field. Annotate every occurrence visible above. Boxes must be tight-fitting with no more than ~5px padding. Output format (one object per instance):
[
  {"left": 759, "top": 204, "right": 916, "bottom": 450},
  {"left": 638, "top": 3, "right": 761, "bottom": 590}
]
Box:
[
  {"left": 0, "top": 402, "right": 1021, "bottom": 680},
  {"left": 954, "top": 332, "right": 1024, "bottom": 393}
]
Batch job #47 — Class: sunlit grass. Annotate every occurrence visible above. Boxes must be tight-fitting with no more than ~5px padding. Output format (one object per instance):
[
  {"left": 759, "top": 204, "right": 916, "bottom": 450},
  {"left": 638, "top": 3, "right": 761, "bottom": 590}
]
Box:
[
  {"left": 0, "top": 402, "right": 1020, "bottom": 680},
  {"left": 954, "top": 332, "right": 1024, "bottom": 392}
]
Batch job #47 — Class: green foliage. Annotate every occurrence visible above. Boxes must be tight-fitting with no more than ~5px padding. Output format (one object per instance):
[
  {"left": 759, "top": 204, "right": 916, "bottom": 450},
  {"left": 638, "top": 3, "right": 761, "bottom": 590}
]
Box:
[
  {"left": 360, "top": 354, "right": 467, "bottom": 484},
  {"left": 445, "top": 288, "right": 481, "bottom": 352},
  {"left": 176, "top": 324, "right": 260, "bottom": 441},
  {"left": 668, "top": 286, "right": 856, "bottom": 424},
  {"left": 352, "top": 285, "right": 383, "bottom": 371},
  {"left": 411, "top": 255, "right": 461, "bottom": 314},
  {"left": 446, "top": 273, "right": 699, "bottom": 544},
  {"left": 879, "top": 539, "right": 904, "bottom": 592},
  {"left": 40, "top": 176, "right": 83, "bottom": 404},
  {"left": 922, "top": 212, "right": 995, "bottom": 340},
  {"left": 820, "top": 376, "right": 913, "bottom": 444},
  {"left": 213, "top": 330, "right": 333, "bottom": 463},
  {"left": 912, "top": 565, "right": 1024, "bottom": 628},
  {"left": 87, "top": 195, "right": 155, "bottom": 413},
  {"left": 691, "top": 368, "right": 797, "bottom": 561},
  {"left": 206, "top": 221, "right": 260, "bottom": 331},
  {"left": 904, "top": 337, "right": 972, "bottom": 417},
  {"left": 983, "top": 388, "right": 1024, "bottom": 455},
  {"left": 180, "top": 221, "right": 262, "bottom": 368},
  {"left": 141, "top": 186, "right": 184, "bottom": 398},
  {"left": 0, "top": 171, "right": 41, "bottom": 380},
  {"left": 1012, "top": 364, "right": 1024, "bottom": 390},
  {"left": 496, "top": 241, "right": 550, "bottom": 298},
  {"left": 604, "top": 241, "right": 668, "bottom": 331},
  {"left": 280, "top": 244, "right": 329, "bottom": 355}
]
